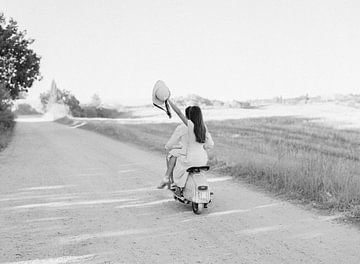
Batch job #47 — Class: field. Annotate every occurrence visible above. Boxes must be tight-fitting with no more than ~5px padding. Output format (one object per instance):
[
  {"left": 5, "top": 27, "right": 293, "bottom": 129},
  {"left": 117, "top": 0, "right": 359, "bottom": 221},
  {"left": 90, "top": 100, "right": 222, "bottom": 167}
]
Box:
[{"left": 58, "top": 112, "right": 360, "bottom": 217}]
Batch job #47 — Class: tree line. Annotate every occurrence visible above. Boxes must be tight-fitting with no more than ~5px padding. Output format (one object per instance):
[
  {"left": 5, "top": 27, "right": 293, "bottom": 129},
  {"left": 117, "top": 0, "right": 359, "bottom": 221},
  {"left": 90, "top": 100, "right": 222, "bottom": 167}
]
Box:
[
  {"left": 1, "top": 11, "right": 128, "bottom": 129},
  {"left": 39, "top": 86, "right": 126, "bottom": 118}
]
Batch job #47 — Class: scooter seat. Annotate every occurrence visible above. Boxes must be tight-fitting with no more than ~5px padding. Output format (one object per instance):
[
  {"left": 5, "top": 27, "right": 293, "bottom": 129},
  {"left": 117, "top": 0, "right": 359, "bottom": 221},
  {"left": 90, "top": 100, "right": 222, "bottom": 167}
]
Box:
[{"left": 186, "top": 166, "right": 210, "bottom": 173}]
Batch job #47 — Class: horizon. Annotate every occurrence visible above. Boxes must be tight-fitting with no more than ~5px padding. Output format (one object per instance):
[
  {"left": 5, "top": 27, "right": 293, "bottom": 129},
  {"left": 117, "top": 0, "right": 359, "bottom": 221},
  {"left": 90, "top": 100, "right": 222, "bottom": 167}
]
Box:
[
  {"left": 20, "top": 83, "right": 359, "bottom": 108},
  {"left": 18, "top": 86, "right": 359, "bottom": 110},
  {"left": 2, "top": 0, "right": 360, "bottom": 106}
]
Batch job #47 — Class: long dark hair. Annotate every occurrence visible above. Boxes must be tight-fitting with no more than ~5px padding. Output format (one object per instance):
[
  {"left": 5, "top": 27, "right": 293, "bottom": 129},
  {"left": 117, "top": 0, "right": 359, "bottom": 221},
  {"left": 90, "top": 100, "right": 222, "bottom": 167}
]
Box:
[
  {"left": 185, "top": 106, "right": 192, "bottom": 119},
  {"left": 189, "top": 106, "right": 206, "bottom": 143}
]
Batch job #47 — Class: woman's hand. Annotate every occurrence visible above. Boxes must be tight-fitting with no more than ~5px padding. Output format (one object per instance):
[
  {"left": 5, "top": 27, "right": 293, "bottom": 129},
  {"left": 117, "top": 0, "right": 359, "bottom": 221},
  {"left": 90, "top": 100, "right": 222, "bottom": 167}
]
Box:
[{"left": 168, "top": 99, "right": 188, "bottom": 126}]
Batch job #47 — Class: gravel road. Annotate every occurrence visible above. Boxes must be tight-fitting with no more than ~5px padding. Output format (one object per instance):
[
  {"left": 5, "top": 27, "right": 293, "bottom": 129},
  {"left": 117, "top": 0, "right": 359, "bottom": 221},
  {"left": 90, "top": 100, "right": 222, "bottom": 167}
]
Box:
[{"left": 0, "top": 120, "right": 359, "bottom": 264}]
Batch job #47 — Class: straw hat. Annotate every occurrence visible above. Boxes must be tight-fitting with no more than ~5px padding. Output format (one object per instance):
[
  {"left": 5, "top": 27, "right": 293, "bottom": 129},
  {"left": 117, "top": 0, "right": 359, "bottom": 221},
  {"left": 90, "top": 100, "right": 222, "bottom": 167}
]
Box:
[{"left": 152, "top": 80, "right": 170, "bottom": 106}]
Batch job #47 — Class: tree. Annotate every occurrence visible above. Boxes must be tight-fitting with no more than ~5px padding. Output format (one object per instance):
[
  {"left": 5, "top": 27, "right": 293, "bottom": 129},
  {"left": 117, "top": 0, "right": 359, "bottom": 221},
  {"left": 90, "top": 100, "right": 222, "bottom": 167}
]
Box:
[
  {"left": 40, "top": 87, "right": 83, "bottom": 117},
  {"left": 90, "top": 93, "right": 101, "bottom": 108},
  {"left": 0, "top": 13, "right": 41, "bottom": 100},
  {"left": 0, "top": 83, "right": 11, "bottom": 111},
  {"left": 39, "top": 91, "right": 50, "bottom": 111},
  {"left": 62, "top": 90, "right": 82, "bottom": 117}
]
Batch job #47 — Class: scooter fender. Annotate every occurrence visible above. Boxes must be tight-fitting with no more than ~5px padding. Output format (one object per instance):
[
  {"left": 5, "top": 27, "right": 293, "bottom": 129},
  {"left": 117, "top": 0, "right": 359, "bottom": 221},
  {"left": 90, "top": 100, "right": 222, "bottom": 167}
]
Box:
[{"left": 183, "top": 172, "right": 210, "bottom": 204}]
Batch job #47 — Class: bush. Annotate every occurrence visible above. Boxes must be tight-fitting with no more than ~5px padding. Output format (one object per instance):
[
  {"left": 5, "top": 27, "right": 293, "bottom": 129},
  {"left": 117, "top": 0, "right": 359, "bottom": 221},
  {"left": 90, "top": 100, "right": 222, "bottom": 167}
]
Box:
[
  {"left": 0, "top": 108, "right": 15, "bottom": 152},
  {"left": 13, "top": 103, "right": 40, "bottom": 115},
  {"left": 96, "top": 107, "right": 124, "bottom": 118},
  {"left": 81, "top": 106, "right": 130, "bottom": 118},
  {"left": 81, "top": 106, "right": 98, "bottom": 118},
  {"left": 0, "top": 109, "right": 14, "bottom": 130},
  {"left": 0, "top": 83, "right": 14, "bottom": 130}
]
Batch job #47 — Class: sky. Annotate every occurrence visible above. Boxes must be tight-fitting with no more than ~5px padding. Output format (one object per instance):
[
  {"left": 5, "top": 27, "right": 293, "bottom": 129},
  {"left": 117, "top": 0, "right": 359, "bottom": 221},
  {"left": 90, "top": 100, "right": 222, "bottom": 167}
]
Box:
[{"left": 1, "top": 0, "right": 360, "bottom": 106}]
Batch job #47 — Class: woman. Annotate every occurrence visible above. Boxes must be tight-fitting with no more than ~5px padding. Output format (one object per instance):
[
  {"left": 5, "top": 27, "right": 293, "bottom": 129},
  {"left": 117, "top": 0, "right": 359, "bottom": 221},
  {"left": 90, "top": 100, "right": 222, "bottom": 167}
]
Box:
[
  {"left": 157, "top": 106, "right": 192, "bottom": 189},
  {"left": 158, "top": 99, "right": 214, "bottom": 190}
]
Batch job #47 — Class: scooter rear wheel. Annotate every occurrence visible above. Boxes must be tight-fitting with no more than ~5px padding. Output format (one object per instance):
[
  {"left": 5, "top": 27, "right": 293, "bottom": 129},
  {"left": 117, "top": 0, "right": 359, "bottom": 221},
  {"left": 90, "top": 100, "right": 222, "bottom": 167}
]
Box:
[{"left": 192, "top": 202, "right": 204, "bottom": 214}]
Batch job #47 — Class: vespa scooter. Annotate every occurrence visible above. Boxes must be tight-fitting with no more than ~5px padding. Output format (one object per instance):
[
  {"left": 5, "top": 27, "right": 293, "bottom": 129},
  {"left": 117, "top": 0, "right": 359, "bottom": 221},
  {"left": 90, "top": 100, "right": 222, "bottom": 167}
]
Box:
[{"left": 171, "top": 166, "right": 212, "bottom": 214}]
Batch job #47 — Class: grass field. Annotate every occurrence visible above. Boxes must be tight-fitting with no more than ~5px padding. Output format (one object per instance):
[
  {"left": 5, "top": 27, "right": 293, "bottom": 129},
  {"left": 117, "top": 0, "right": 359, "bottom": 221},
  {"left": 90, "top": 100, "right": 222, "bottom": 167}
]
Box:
[{"left": 58, "top": 116, "right": 360, "bottom": 217}]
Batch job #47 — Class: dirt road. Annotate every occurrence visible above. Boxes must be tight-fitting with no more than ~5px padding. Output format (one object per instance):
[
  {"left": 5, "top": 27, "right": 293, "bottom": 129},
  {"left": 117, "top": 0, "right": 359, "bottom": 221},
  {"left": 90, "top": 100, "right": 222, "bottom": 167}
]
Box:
[{"left": 0, "top": 120, "right": 359, "bottom": 264}]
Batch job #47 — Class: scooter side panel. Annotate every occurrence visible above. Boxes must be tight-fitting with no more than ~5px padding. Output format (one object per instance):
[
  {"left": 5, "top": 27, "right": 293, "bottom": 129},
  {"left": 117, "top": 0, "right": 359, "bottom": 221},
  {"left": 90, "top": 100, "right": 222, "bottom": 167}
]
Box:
[{"left": 182, "top": 174, "right": 196, "bottom": 200}]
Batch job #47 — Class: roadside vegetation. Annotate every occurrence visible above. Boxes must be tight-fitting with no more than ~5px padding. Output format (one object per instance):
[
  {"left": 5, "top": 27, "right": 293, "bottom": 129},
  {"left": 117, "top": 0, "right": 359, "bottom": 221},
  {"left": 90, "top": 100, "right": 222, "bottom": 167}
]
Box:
[
  {"left": 40, "top": 86, "right": 131, "bottom": 119},
  {"left": 0, "top": 120, "right": 14, "bottom": 152},
  {"left": 13, "top": 103, "right": 41, "bottom": 116},
  {"left": 0, "top": 87, "right": 14, "bottom": 151},
  {"left": 0, "top": 13, "right": 41, "bottom": 152},
  {"left": 57, "top": 116, "right": 360, "bottom": 218}
]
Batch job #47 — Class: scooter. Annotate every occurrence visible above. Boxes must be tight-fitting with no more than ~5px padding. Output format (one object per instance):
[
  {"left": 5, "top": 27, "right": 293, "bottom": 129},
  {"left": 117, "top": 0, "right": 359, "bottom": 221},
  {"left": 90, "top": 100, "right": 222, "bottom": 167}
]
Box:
[{"left": 170, "top": 166, "right": 212, "bottom": 214}]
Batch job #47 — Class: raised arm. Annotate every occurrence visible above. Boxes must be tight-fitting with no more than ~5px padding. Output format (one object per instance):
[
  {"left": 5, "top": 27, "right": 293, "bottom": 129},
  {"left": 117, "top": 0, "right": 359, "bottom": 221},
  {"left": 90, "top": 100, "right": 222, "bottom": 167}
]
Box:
[{"left": 168, "top": 99, "right": 188, "bottom": 126}]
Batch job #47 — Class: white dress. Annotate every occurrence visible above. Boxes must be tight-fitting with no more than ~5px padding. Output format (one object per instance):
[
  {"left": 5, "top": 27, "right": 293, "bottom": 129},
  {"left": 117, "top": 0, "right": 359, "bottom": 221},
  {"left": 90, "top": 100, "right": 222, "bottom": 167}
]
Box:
[
  {"left": 165, "top": 123, "right": 188, "bottom": 159},
  {"left": 169, "top": 120, "right": 214, "bottom": 188}
]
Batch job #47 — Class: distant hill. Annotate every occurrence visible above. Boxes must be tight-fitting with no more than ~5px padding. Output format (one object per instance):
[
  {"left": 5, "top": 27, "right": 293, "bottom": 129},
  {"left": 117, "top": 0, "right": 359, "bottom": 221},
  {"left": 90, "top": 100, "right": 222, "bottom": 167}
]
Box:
[
  {"left": 172, "top": 94, "right": 252, "bottom": 108},
  {"left": 141, "top": 93, "right": 360, "bottom": 109},
  {"left": 178, "top": 93, "right": 360, "bottom": 109},
  {"left": 331, "top": 94, "right": 360, "bottom": 108},
  {"left": 248, "top": 94, "right": 360, "bottom": 108}
]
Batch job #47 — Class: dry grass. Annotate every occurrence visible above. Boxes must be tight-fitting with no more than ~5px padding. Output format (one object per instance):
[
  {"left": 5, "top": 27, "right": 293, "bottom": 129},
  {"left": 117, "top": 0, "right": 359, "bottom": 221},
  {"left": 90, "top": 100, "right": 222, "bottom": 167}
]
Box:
[
  {"left": 206, "top": 118, "right": 360, "bottom": 201},
  {"left": 57, "top": 116, "right": 360, "bottom": 216}
]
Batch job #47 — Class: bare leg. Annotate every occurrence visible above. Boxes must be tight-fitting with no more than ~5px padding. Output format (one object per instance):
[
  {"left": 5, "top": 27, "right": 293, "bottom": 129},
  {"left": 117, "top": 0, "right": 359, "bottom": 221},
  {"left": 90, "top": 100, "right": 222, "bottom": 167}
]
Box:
[
  {"left": 157, "top": 156, "right": 177, "bottom": 189},
  {"left": 165, "top": 156, "right": 176, "bottom": 183}
]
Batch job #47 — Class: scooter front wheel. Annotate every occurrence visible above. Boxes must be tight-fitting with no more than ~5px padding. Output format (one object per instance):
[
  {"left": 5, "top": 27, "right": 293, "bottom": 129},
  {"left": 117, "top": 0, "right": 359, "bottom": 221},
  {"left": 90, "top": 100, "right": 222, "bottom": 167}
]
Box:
[{"left": 192, "top": 202, "right": 204, "bottom": 214}]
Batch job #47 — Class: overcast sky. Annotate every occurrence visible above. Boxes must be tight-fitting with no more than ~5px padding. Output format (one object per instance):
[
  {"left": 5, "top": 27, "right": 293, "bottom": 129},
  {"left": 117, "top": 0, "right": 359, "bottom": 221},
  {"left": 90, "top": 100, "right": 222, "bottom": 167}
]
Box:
[{"left": 2, "top": 0, "right": 360, "bottom": 105}]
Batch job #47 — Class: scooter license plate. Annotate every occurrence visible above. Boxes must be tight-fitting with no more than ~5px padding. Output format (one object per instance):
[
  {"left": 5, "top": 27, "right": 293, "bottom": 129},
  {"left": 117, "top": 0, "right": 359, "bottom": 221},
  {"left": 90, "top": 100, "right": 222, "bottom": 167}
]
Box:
[{"left": 198, "top": 191, "right": 209, "bottom": 202}]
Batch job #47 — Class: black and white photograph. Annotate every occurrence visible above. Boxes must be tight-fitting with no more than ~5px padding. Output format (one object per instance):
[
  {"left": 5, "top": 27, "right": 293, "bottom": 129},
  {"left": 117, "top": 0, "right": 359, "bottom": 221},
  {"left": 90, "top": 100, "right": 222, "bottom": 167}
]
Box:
[{"left": 1, "top": 0, "right": 360, "bottom": 263}]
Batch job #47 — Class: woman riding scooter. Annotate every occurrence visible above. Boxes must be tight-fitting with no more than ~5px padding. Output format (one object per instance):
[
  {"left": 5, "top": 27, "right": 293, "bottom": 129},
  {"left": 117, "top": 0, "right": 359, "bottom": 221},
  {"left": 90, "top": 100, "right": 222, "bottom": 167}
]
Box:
[
  {"left": 157, "top": 106, "right": 192, "bottom": 189},
  {"left": 158, "top": 99, "right": 214, "bottom": 193}
]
